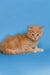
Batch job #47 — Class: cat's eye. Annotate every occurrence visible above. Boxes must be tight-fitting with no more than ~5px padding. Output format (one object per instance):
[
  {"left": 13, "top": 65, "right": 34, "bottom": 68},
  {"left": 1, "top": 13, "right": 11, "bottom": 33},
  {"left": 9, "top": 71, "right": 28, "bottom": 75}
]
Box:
[
  {"left": 32, "top": 34, "right": 34, "bottom": 36},
  {"left": 37, "top": 34, "right": 39, "bottom": 36}
]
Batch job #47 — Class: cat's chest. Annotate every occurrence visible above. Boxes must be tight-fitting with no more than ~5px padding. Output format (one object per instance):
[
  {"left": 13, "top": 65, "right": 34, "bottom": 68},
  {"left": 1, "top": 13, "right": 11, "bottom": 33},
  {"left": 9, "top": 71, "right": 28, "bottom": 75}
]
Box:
[{"left": 27, "top": 40, "right": 38, "bottom": 47}]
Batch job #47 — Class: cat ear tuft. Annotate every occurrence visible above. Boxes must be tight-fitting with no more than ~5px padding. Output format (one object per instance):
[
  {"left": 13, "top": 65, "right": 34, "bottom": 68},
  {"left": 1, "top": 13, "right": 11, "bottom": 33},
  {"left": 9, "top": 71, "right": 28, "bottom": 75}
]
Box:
[
  {"left": 39, "top": 26, "right": 44, "bottom": 31},
  {"left": 28, "top": 26, "right": 31, "bottom": 31}
]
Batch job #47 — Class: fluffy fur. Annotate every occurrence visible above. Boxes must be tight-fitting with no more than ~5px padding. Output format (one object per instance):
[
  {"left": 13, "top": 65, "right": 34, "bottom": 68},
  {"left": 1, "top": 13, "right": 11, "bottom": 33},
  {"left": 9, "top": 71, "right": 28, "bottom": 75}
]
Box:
[{"left": 0, "top": 25, "right": 44, "bottom": 55}]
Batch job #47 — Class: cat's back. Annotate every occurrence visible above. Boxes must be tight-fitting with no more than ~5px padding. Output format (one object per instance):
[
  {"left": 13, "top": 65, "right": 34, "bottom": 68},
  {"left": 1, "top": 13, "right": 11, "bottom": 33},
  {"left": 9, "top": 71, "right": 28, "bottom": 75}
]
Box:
[{"left": 2, "top": 34, "right": 27, "bottom": 44}]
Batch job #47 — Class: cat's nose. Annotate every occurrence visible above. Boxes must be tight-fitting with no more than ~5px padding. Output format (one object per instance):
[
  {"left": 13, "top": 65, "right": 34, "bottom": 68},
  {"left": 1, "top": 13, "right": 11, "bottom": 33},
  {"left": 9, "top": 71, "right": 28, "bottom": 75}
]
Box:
[{"left": 34, "top": 38, "right": 36, "bottom": 39}]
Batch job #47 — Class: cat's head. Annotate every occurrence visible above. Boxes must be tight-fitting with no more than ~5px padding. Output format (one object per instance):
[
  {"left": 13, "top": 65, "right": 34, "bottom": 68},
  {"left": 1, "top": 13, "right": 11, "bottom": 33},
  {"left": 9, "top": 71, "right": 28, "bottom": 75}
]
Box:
[{"left": 27, "top": 25, "right": 44, "bottom": 41}]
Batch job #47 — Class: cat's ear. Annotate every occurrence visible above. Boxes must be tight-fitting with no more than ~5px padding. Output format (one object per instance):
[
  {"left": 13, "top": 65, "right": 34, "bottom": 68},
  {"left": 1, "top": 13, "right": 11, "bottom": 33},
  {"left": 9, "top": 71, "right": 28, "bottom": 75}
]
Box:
[
  {"left": 28, "top": 26, "right": 32, "bottom": 31},
  {"left": 39, "top": 26, "right": 44, "bottom": 31}
]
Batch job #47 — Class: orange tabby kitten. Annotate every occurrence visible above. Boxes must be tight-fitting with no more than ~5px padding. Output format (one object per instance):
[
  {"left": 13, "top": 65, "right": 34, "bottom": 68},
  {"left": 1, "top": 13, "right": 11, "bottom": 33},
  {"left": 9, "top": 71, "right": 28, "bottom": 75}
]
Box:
[{"left": 0, "top": 25, "right": 44, "bottom": 55}]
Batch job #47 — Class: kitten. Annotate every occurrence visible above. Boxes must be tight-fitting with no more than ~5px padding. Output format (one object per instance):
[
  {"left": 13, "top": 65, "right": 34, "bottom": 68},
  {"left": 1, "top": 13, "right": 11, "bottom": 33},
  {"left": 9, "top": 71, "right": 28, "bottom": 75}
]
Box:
[{"left": 0, "top": 25, "right": 44, "bottom": 55}]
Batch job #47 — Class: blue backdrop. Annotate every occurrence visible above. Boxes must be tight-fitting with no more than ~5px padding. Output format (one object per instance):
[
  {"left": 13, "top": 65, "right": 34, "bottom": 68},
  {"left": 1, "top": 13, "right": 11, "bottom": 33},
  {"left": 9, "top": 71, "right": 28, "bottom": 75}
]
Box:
[{"left": 0, "top": 0, "right": 50, "bottom": 75}]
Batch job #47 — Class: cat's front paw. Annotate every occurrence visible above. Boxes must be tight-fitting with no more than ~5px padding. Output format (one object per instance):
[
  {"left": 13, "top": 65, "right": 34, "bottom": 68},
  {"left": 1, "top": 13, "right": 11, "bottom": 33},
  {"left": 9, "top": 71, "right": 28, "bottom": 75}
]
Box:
[{"left": 39, "top": 49, "right": 44, "bottom": 52}]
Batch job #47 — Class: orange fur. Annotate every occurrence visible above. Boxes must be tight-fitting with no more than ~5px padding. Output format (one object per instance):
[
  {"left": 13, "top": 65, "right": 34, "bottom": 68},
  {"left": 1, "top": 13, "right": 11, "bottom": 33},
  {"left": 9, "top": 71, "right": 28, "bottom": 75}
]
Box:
[{"left": 0, "top": 25, "right": 44, "bottom": 55}]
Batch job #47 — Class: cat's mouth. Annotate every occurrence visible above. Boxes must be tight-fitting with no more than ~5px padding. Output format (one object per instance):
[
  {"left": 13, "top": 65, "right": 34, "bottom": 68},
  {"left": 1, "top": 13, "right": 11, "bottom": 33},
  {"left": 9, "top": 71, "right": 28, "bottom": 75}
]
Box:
[{"left": 32, "top": 38, "right": 39, "bottom": 41}]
